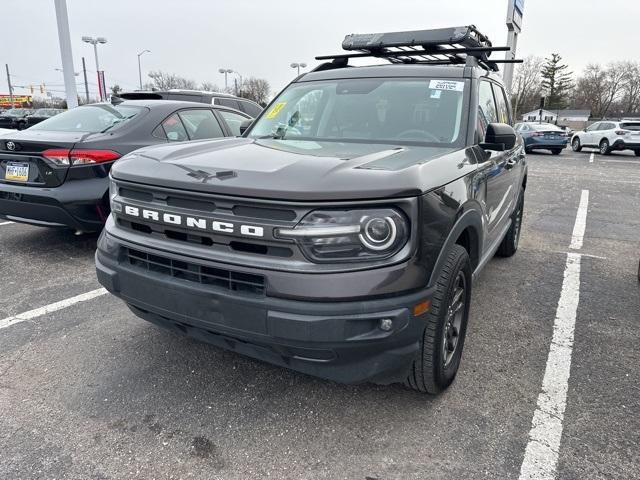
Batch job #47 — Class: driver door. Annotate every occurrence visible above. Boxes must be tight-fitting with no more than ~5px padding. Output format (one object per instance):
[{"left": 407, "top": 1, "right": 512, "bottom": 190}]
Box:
[{"left": 476, "top": 80, "right": 519, "bottom": 248}]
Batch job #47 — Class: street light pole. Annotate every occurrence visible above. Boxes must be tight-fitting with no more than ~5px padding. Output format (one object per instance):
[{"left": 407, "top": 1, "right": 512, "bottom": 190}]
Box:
[
  {"left": 82, "top": 35, "right": 108, "bottom": 100},
  {"left": 218, "top": 68, "right": 233, "bottom": 91},
  {"left": 137, "top": 49, "right": 150, "bottom": 90},
  {"left": 290, "top": 62, "right": 307, "bottom": 76}
]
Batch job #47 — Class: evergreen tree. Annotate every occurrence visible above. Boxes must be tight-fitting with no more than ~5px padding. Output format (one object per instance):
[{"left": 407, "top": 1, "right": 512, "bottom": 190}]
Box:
[{"left": 541, "top": 53, "right": 573, "bottom": 110}]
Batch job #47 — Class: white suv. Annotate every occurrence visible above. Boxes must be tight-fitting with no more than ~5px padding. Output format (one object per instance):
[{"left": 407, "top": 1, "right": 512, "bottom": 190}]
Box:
[{"left": 571, "top": 120, "right": 640, "bottom": 156}]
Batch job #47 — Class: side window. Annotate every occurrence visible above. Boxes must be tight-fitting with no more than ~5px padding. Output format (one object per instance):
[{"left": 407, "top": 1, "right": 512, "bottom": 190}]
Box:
[
  {"left": 152, "top": 125, "right": 167, "bottom": 140},
  {"left": 216, "top": 98, "right": 241, "bottom": 110},
  {"left": 161, "top": 113, "right": 189, "bottom": 142},
  {"left": 238, "top": 101, "right": 262, "bottom": 118},
  {"left": 178, "top": 109, "right": 224, "bottom": 140},
  {"left": 492, "top": 84, "right": 511, "bottom": 125},
  {"left": 477, "top": 80, "right": 498, "bottom": 139},
  {"left": 586, "top": 123, "right": 599, "bottom": 132},
  {"left": 219, "top": 110, "right": 250, "bottom": 136},
  {"left": 601, "top": 122, "right": 614, "bottom": 130}
]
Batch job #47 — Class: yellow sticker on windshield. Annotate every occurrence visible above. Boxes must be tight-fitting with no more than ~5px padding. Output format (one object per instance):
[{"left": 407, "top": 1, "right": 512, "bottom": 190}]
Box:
[{"left": 266, "top": 102, "right": 286, "bottom": 119}]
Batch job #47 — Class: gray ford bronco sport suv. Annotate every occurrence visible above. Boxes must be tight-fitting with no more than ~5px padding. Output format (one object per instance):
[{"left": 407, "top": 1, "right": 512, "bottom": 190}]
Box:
[{"left": 96, "top": 26, "right": 526, "bottom": 394}]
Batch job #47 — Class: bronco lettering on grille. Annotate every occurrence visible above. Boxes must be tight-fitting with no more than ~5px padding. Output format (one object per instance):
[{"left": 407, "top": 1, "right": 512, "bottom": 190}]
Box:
[{"left": 122, "top": 205, "right": 264, "bottom": 237}]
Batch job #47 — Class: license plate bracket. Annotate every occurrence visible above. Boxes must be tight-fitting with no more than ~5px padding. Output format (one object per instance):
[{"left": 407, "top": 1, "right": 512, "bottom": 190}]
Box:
[{"left": 5, "top": 162, "right": 29, "bottom": 182}]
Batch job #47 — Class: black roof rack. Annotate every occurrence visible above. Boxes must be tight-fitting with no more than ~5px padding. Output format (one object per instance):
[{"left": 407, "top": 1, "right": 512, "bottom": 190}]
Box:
[{"left": 314, "top": 25, "right": 522, "bottom": 73}]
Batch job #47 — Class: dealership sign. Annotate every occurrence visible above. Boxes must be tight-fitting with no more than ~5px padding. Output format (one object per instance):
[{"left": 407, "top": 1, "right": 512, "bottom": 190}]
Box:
[
  {"left": 507, "top": 0, "right": 525, "bottom": 31},
  {"left": 0, "top": 95, "right": 32, "bottom": 108}
]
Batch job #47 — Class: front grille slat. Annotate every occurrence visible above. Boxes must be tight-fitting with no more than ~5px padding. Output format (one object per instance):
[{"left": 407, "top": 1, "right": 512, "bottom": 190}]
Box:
[{"left": 126, "top": 248, "right": 265, "bottom": 296}]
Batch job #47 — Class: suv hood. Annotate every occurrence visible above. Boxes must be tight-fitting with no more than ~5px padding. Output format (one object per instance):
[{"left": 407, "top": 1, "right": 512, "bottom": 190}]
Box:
[{"left": 111, "top": 138, "right": 471, "bottom": 201}]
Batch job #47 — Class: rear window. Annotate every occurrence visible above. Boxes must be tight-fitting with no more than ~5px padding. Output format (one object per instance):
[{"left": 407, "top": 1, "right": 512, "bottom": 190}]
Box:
[
  {"left": 215, "top": 98, "right": 241, "bottom": 110},
  {"left": 531, "top": 123, "right": 562, "bottom": 131},
  {"left": 30, "top": 104, "right": 144, "bottom": 133},
  {"left": 238, "top": 100, "right": 262, "bottom": 118},
  {"left": 621, "top": 122, "right": 640, "bottom": 131}
]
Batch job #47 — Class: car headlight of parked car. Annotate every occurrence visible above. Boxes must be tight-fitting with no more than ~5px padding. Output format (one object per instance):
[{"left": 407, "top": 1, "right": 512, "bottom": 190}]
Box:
[{"left": 276, "top": 208, "right": 409, "bottom": 263}]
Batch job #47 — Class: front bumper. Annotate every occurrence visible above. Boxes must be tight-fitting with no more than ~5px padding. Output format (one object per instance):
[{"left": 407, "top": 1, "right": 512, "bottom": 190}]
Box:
[
  {"left": 0, "top": 177, "right": 108, "bottom": 230},
  {"left": 96, "top": 231, "right": 435, "bottom": 385}
]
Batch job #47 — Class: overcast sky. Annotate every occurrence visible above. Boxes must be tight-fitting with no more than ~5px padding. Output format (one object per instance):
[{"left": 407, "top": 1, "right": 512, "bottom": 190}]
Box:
[{"left": 3, "top": 0, "right": 638, "bottom": 99}]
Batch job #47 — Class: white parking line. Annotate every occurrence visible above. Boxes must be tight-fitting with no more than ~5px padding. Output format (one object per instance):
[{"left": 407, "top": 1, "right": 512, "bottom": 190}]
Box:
[
  {"left": 0, "top": 221, "right": 14, "bottom": 226},
  {"left": 0, "top": 288, "right": 108, "bottom": 330},
  {"left": 589, "top": 153, "right": 594, "bottom": 163},
  {"left": 569, "top": 190, "right": 589, "bottom": 250},
  {"left": 597, "top": 158, "right": 640, "bottom": 164},
  {"left": 518, "top": 190, "right": 589, "bottom": 480}
]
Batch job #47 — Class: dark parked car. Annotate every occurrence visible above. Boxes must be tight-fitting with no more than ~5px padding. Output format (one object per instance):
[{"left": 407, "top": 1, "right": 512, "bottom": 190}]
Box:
[
  {"left": 0, "top": 100, "right": 251, "bottom": 232},
  {"left": 515, "top": 122, "right": 568, "bottom": 154},
  {"left": 117, "top": 89, "right": 263, "bottom": 118},
  {"left": 97, "top": 26, "right": 527, "bottom": 394},
  {"left": 0, "top": 108, "right": 33, "bottom": 130},
  {"left": 23, "top": 108, "right": 64, "bottom": 128}
]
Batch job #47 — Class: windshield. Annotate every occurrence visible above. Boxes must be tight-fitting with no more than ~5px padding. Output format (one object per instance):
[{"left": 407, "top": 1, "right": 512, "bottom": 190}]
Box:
[
  {"left": 248, "top": 78, "right": 468, "bottom": 146},
  {"left": 30, "top": 104, "right": 144, "bottom": 133}
]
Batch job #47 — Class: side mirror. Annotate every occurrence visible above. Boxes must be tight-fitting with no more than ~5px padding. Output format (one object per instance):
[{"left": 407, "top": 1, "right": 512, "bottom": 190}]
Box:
[
  {"left": 480, "top": 123, "right": 517, "bottom": 151},
  {"left": 239, "top": 119, "right": 253, "bottom": 135}
]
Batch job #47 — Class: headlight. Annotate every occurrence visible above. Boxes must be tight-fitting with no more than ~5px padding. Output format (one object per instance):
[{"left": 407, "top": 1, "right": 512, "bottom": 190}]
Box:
[
  {"left": 109, "top": 178, "right": 122, "bottom": 214},
  {"left": 276, "top": 208, "right": 409, "bottom": 263}
]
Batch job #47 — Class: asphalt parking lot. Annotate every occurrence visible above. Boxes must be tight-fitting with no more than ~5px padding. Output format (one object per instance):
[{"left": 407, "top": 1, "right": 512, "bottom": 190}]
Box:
[{"left": 0, "top": 148, "right": 638, "bottom": 480}]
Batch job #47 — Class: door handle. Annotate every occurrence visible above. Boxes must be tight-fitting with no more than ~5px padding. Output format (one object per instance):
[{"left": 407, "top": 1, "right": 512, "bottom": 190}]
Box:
[{"left": 504, "top": 158, "right": 517, "bottom": 170}]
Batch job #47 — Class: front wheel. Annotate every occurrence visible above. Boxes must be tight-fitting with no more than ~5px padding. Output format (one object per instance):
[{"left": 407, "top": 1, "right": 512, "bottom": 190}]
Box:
[
  {"left": 634, "top": 150, "right": 640, "bottom": 157},
  {"left": 572, "top": 137, "right": 582, "bottom": 152},
  {"left": 551, "top": 149, "right": 562, "bottom": 155},
  {"left": 599, "top": 139, "right": 611, "bottom": 155},
  {"left": 405, "top": 244, "right": 472, "bottom": 394},
  {"left": 496, "top": 187, "right": 525, "bottom": 257}
]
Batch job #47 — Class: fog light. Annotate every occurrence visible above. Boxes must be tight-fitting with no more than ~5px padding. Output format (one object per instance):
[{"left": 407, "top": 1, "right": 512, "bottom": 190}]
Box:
[
  {"left": 379, "top": 318, "right": 393, "bottom": 331},
  {"left": 111, "top": 201, "right": 122, "bottom": 213}
]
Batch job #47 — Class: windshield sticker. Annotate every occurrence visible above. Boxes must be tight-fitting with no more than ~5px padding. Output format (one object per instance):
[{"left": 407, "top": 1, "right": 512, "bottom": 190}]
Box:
[
  {"left": 430, "top": 90, "right": 442, "bottom": 99},
  {"left": 266, "top": 102, "right": 286, "bottom": 119},
  {"left": 429, "top": 80, "right": 465, "bottom": 92}
]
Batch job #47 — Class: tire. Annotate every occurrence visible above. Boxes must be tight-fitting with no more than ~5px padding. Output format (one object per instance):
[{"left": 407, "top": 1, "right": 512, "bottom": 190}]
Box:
[
  {"left": 405, "top": 244, "right": 472, "bottom": 394},
  {"left": 634, "top": 150, "right": 640, "bottom": 157},
  {"left": 496, "top": 187, "right": 525, "bottom": 258},
  {"left": 572, "top": 137, "right": 582, "bottom": 152},
  {"left": 599, "top": 139, "right": 611, "bottom": 155},
  {"left": 551, "top": 149, "right": 562, "bottom": 155},
  {"left": 524, "top": 146, "right": 533, "bottom": 154}
]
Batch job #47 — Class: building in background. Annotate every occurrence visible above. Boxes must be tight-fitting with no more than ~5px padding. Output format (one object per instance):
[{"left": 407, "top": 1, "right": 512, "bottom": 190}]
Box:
[{"left": 521, "top": 108, "right": 591, "bottom": 130}]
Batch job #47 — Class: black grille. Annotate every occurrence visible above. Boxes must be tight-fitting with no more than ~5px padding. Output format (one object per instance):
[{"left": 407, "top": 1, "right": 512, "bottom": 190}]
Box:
[{"left": 126, "top": 248, "right": 265, "bottom": 296}]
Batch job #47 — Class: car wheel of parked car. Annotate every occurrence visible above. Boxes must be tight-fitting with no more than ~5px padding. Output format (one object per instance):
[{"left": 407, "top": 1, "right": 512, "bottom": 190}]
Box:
[
  {"left": 572, "top": 137, "right": 582, "bottom": 152},
  {"left": 599, "top": 139, "right": 611, "bottom": 155},
  {"left": 525, "top": 146, "right": 533, "bottom": 154},
  {"left": 635, "top": 150, "right": 640, "bottom": 157},
  {"left": 405, "top": 244, "right": 472, "bottom": 394},
  {"left": 496, "top": 187, "right": 524, "bottom": 258},
  {"left": 551, "top": 149, "right": 562, "bottom": 155}
]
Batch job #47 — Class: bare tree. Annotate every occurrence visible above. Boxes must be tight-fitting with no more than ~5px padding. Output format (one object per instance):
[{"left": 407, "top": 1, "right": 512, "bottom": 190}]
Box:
[
  {"left": 239, "top": 77, "right": 271, "bottom": 106},
  {"left": 146, "top": 71, "right": 197, "bottom": 90},
  {"left": 511, "top": 55, "right": 544, "bottom": 118},
  {"left": 620, "top": 61, "right": 640, "bottom": 114},
  {"left": 574, "top": 63, "right": 628, "bottom": 118},
  {"left": 200, "top": 81, "right": 221, "bottom": 92}
]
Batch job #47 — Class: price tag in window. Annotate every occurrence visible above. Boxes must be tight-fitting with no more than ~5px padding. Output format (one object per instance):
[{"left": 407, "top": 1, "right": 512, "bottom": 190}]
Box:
[{"left": 429, "top": 80, "right": 465, "bottom": 92}]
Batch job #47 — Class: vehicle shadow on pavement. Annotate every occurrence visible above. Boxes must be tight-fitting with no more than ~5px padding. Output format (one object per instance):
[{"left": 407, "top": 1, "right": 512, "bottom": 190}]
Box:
[{"left": 1, "top": 226, "right": 100, "bottom": 256}]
